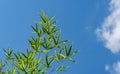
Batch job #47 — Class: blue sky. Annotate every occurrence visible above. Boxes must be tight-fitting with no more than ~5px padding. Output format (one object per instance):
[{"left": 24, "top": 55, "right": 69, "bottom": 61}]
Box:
[{"left": 1, "top": 0, "right": 120, "bottom": 74}]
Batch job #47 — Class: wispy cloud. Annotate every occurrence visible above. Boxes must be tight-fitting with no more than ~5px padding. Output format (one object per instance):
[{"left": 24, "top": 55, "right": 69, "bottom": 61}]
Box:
[
  {"left": 96, "top": 0, "right": 120, "bottom": 74},
  {"left": 105, "top": 61, "right": 120, "bottom": 74}
]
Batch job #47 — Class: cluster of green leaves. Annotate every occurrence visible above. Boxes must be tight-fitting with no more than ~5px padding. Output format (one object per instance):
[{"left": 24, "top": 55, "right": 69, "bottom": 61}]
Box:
[{"left": 0, "top": 11, "right": 79, "bottom": 74}]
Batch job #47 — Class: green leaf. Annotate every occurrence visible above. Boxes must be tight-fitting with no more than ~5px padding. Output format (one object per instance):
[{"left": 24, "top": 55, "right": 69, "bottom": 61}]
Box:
[
  {"left": 42, "top": 27, "right": 49, "bottom": 34},
  {"left": 36, "top": 22, "right": 43, "bottom": 25},
  {"left": 45, "top": 54, "right": 49, "bottom": 67},
  {"left": 56, "top": 66, "right": 69, "bottom": 71},
  {"left": 67, "top": 57, "right": 76, "bottom": 63},
  {"left": 38, "top": 68, "right": 46, "bottom": 73},
  {"left": 49, "top": 58, "right": 54, "bottom": 66},
  {"left": 52, "top": 35, "right": 57, "bottom": 45},
  {"left": 49, "top": 16, "right": 55, "bottom": 21},
  {"left": 12, "top": 68, "right": 16, "bottom": 74},
  {"left": 64, "top": 44, "right": 68, "bottom": 57},
  {"left": 67, "top": 44, "right": 73, "bottom": 56},
  {"left": 41, "top": 61, "right": 47, "bottom": 68},
  {"left": 59, "top": 40, "right": 68, "bottom": 44},
  {"left": 56, "top": 32, "right": 61, "bottom": 44},
  {"left": 41, "top": 50, "right": 49, "bottom": 53},
  {"left": 51, "top": 20, "right": 57, "bottom": 25},
  {"left": 21, "top": 53, "right": 27, "bottom": 59},
  {"left": 18, "top": 52, "right": 25, "bottom": 60},
  {"left": 40, "top": 11, "right": 48, "bottom": 23},
  {"left": 70, "top": 50, "right": 80, "bottom": 56},
  {"left": 59, "top": 53, "right": 66, "bottom": 59},
  {"left": 3, "top": 48, "right": 13, "bottom": 60},
  {"left": 0, "top": 59, "right": 7, "bottom": 70},
  {"left": 32, "top": 26, "right": 36, "bottom": 33},
  {"left": 14, "top": 53, "right": 19, "bottom": 60}
]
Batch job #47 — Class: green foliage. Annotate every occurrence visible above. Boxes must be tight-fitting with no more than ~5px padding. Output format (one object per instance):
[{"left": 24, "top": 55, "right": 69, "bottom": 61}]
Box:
[{"left": 0, "top": 11, "right": 79, "bottom": 74}]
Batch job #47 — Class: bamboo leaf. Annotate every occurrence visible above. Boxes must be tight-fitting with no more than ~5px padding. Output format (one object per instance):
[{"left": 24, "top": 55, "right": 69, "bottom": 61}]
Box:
[
  {"left": 57, "top": 32, "right": 61, "bottom": 44},
  {"left": 59, "top": 53, "right": 66, "bottom": 59},
  {"left": 38, "top": 68, "right": 46, "bottom": 73},
  {"left": 40, "top": 11, "right": 48, "bottom": 23},
  {"left": 14, "top": 53, "right": 19, "bottom": 60},
  {"left": 67, "top": 57, "right": 76, "bottom": 63},
  {"left": 36, "top": 22, "right": 43, "bottom": 25},
  {"left": 45, "top": 54, "right": 49, "bottom": 67},
  {"left": 49, "top": 16, "right": 55, "bottom": 21},
  {"left": 41, "top": 50, "right": 49, "bottom": 53},
  {"left": 70, "top": 50, "right": 80, "bottom": 56},
  {"left": 59, "top": 40, "right": 68, "bottom": 44},
  {"left": 56, "top": 66, "right": 69, "bottom": 71},
  {"left": 67, "top": 44, "right": 73, "bottom": 56},
  {"left": 49, "top": 58, "right": 54, "bottom": 66},
  {"left": 41, "top": 61, "right": 48, "bottom": 68}
]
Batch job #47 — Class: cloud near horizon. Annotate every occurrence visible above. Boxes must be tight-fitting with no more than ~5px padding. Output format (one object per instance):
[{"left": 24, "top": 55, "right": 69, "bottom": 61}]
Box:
[{"left": 96, "top": 0, "right": 120, "bottom": 74}]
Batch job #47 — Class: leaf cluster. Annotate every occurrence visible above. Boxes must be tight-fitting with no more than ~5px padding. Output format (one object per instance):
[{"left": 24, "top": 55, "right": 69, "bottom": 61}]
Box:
[{"left": 0, "top": 11, "right": 79, "bottom": 74}]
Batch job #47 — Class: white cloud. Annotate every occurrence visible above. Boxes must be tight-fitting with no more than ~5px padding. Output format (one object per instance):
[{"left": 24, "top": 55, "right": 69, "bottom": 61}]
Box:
[
  {"left": 96, "top": 0, "right": 120, "bottom": 54},
  {"left": 105, "top": 61, "right": 120, "bottom": 74},
  {"left": 96, "top": 0, "right": 120, "bottom": 74}
]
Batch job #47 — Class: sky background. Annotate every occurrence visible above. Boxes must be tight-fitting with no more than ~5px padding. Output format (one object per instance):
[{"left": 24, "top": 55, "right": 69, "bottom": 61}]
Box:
[{"left": 0, "top": 0, "right": 120, "bottom": 74}]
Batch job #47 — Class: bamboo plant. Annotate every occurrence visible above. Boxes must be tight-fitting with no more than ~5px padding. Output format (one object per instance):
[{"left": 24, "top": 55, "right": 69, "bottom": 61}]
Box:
[{"left": 0, "top": 11, "right": 79, "bottom": 74}]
